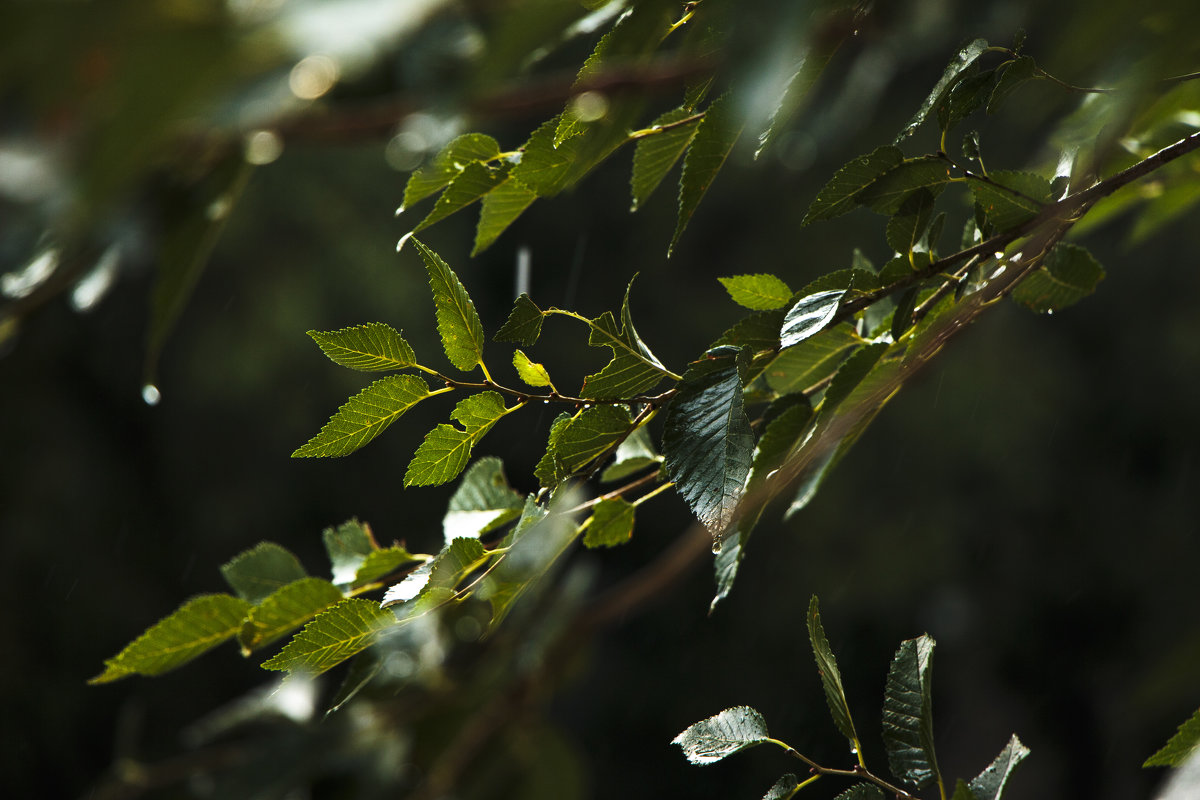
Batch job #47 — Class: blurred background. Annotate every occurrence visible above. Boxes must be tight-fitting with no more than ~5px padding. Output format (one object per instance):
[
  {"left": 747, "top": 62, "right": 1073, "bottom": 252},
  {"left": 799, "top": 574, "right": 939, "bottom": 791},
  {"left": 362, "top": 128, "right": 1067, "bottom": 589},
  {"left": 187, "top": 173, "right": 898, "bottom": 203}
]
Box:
[{"left": 3, "top": 1, "right": 1200, "bottom": 798}]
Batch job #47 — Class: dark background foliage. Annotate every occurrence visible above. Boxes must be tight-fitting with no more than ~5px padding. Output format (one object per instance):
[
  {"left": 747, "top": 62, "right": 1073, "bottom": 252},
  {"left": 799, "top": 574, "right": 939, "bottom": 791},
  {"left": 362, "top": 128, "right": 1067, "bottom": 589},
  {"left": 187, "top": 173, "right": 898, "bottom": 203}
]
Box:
[{"left": 3, "top": 1, "right": 1199, "bottom": 798}]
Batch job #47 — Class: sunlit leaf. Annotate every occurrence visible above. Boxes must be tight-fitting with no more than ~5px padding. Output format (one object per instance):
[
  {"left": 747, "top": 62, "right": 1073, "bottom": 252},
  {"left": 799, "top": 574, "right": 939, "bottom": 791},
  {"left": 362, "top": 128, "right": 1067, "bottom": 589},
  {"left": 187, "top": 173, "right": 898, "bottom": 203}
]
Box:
[
  {"left": 672, "top": 706, "right": 770, "bottom": 765},
  {"left": 882, "top": 634, "right": 941, "bottom": 790},
  {"left": 601, "top": 425, "right": 661, "bottom": 482},
  {"left": 221, "top": 542, "right": 308, "bottom": 604},
  {"left": 807, "top": 595, "right": 859, "bottom": 748},
  {"left": 413, "top": 161, "right": 509, "bottom": 233},
  {"left": 495, "top": 293, "right": 546, "bottom": 345},
  {"left": 292, "top": 375, "right": 433, "bottom": 458},
  {"left": 535, "top": 412, "right": 574, "bottom": 488},
  {"left": 353, "top": 547, "right": 426, "bottom": 588},
  {"left": 514, "top": 349, "right": 553, "bottom": 387},
  {"left": 403, "top": 133, "right": 502, "bottom": 208},
  {"left": 780, "top": 290, "right": 846, "bottom": 348},
  {"left": 90, "top": 594, "right": 252, "bottom": 683},
  {"left": 719, "top": 273, "right": 794, "bottom": 310},
  {"left": 322, "top": 519, "right": 375, "bottom": 587},
  {"left": 859, "top": 157, "right": 953, "bottom": 215},
  {"left": 556, "top": 404, "right": 633, "bottom": 474},
  {"left": 261, "top": 599, "right": 397, "bottom": 676},
  {"left": 969, "top": 170, "right": 1053, "bottom": 231},
  {"left": 473, "top": 177, "right": 539, "bottom": 255},
  {"left": 581, "top": 279, "right": 673, "bottom": 399},
  {"left": 512, "top": 116, "right": 584, "bottom": 196},
  {"left": 768, "top": 322, "right": 859, "bottom": 395},
  {"left": 443, "top": 456, "right": 524, "bottom": 543},
  {"left": 1011, "top": 242, "right": 1105, "bottom": 313},
  {"left": 970, "top": 734, "right": 1030, "bottom": 800},
  {"left": 238, "top": 578, "right": 344, "bottom": 653},
  {"left": 631, "top": 106, "right": 702, "bottom": 211},
  {"left": 671, "top": 92, "right": 744, "bottom": 255},
  {"left": 988, "top": 56, "right": 1037, "bottom": 114},
  {"left": 405, "top": 392, "right": 511, "bottom": 487},
  {"left": 803, "top": 145, "right": 904, "bottom": 224},
  {"left": 897, "top": 37, "right": 989, "bottom": 141},
  {"left": 1145, "top": 708, "right": 1200, "bottom": 767},
  {"left": 307, "top": 323, "right": 417, "bottom": 372},
  {"left": 583, "top": 496, "right": 635, "bottom": 548},
  {"left": 413, "top": 238, "right": 486, "bottom": 373}
]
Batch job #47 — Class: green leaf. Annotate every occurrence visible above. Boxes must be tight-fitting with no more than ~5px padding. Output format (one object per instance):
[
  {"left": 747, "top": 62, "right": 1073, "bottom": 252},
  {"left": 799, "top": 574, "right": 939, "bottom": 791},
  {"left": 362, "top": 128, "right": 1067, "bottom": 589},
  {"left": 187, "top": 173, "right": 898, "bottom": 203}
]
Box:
[
  {"left": 970, "top": 734, "right": 1030, "bottom": 800},
  {"left": 897, "top": 37, "right": 989, "bottom": 142},
  {"left": 535, "top": 412, "right": 574, "bottom": 488},
  {"left": 90, "top": 594, "right": 252, "bottom": 683},
  {"left": 479, "top": 496, "right": 579, "bottom": 626},
  {"left": 714, "top": 309, "right": 788, "bottom": 350},
  {"left": 220, "top": 542, "right": 308, "bottom": 604},
  {"left": 581, "top": 279, "right": 673, "bottom": 399},
  {"left": 969, "top": 170, "right": 1053, "bottom": 231},
  {"left": 403, "top": 133, "right": 501, "bottom": 208},
  {"left": 1146, "top": 709, "right": 1200, "bottom": 767},
  {"left": 513, "top": 349, "right": 553, "bottom": 387},
  {"left": 780, "top": 290, "right": 847, "bottom": 348},
  {"left": 886, "top": 190, "right": 937, "bottom": 255},
  {"left": 988, "top": 56, "right": 1037, "bottom": 114},
  {"left": 937, "top": 68, "right": 997, "bottom": 132},
  {"left": 600, "top": 424, "right": 661, "bottom": 482},
  {"left": 719, "top": 274, "right": 794, "bottom": 310},
  {"left": 495, "top": 293, "right": 546, "bottom": 345},
  {"left": 763, "top": 774, "right": 799, "bottom": 800},
  {"left": 671, "top": 93, "right": 744, "bottom": 255},
  {"left": 882, "top": 634, "right": 941, "bottom": 790},
  {"left": 951, "top": 779, "right": 978, "bottom": 800},
  {"left": 292, "top": 375, "right": 433, "bottom": 458},
  {"left": 238, "top": 578, "right": 345, "bottom": 653},
  {"left": 413, "top": 160, "right": 509, "bottom": 233},
  {"left": 322, "top": 519, "right": 375, "bottom": 587},
  {"left": 412, "top": 237, "right": 485, "bottom": 372},
  {"left": 353, "top": 547, "right": 425, "bottom": 587},
  {"left": 512, "top": 115, "right": 584, "bottom": 196},
  {"left": 859, "top": 157, "right": 954, "bottom": 215},
  {"left": 822, "top": 342, "right": 889, "bottom": 414},
  {"left": 473, "top": 177, "right": 539, "bottom": 255},
  {"left": 807, "top": 595, "right": 859, "bottom": 748},
  {"left": 443, "top": 456, "right": 525, "bottom": 543},
  {"left": 711, "top": 518, "right": 753, "bottom": 612},
  {"left": 584, "top": 497, "right": 635, "bottom": 548},
  {"left": 766, "top": 323, "right": 859, "bottom": 395},
  {"left": 307, "top": 323, "right": 417, "bottom": 372},
  {"left": 663, "top": 350, "right": 754, "bottom": 534},
  {"left": 260, "top": 599, "right": 397, "bottom": 675},
  {"left": 405, "top": 392, "right": 511, "bottom": 487},
  {"left": 1011, "top": 242, "right": 1105, "bottom": 313},
  {"left": 382, "top": 537, "right": 488, "bottom": 609},
  {"left": 631, "top": 106, "right": 702, "bottom": 211},
  {"left": 324, "top": 649, "right": 383, "bottom": 718},
  {"left": 556, "top": 405, "right": 634, "bottom": 472},
  {"left": 672, "top": 706, "right": 770, "bottom": 765},
  {"left": 803, "top": 145, "right": 904, "bottom": 224},
  {"left": 832, "top": 786, "right": 884, "bottom": 800}
]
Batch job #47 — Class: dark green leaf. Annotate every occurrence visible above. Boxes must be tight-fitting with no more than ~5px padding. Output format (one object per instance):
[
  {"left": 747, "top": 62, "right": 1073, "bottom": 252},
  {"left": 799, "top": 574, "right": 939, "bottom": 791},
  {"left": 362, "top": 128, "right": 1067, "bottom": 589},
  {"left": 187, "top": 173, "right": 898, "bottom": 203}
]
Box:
[
  {"left": 413, "top": 160, "right": 508, "bottom": 233},
  {"left": 833, "top": 786, "right": 884, "bottom": 800},
  {"left": 443, "top": 456, "right": 524, "bottom": 542},
  {"left": 535, "top": 412, "right": 574, "bottom": 488},
  {"left": 495, "top": 293, "right": 546, "bottom": 345},
  {"left": 413, "top": 238, "right": 486, "bottom": 373},
  {"left": 886, "top": 190, "right": 937, "bottom": 255},
  {"left": 581, "top": 279, "right": 673, "bottom": 399},
  {"left": 307, "top": 323, "right": 417, "bottom": 373},
  {"left": 822, "top": 342, "right": 889, "bottom": 414},
  {"left": 292, "top": 375, "right": 433, "bottom": 458},
  {"left": 513, "top": 349, "right": 553, "bottom": 387},
  {"left": 353, "top": 547, "right": 425, "bottom": 588},
  {"left": 988, "top": 56, "right": 1037, "bottom": 114},
  {"left": 1011, "top": 242, "right": 1105, "bottom": 313},
  {"left": 541, "top": 404, "right": 635, "bottom": 484},
  {"left": 671, "top": 93, "right": 744, "bottom": 255},
  {"left": 951, "top": 779, "right": 978, "bottom": 800},
  {"left": 807, "top": 595, "right": 859, "bottom": 747},
  {"left": 963, "top": 130, "right": 981, "bottom": 162},
  {"left": 220, "top": 542, "right": 308, "bottom": 604},
  {"left": 672, "top": 706, "right": 770, "bottom": 765},
  {"left": 756, "top": 27, "right": 840, "bottom": 158},
  {"left": 631, "top": 106, "right": 702, "bottom": 211},
  {"left": 970, "top": 734, "right": 1030, "bottom": 800},
  {"left": 403, "top": 133, "right": 502, "bottom": 208},
  {"left": 891, "top": 287, "right": 920, "bottom": 341},
  {"left": 90, "top": 594, "right": 252, "bottom": 683},
  {"left": 260, "top": 599, "right": 397, "bottom": 676},
  {"left": 937, "top": 68, "right": 997, "bottom": 132},
  {"left": 322, "top": 519, "right": 375, "bottom": 587},
  {"left": 601, "top": 425, "right": 661, "bottom": 482},
  {"left": 897, "top": 37, "right": 989, "bottom": 141},
  {"left": 719, "top": 274, "right": 794, "bottom": 310},
  {"left": 803, "top": 145, "right": 904, "bottom": 224},
  {"left": 238, "top": 578, "right": 345, "bottom": 653},
  {"left": 711, "top": 518, "right": 753, "bottom": 612},
  {"left": 584, "top": 496, "right": 635, "bottom": 548},
  {"left": 663, "top": 351, "right": 754, "bottom": 534},
  {"left": 1146, "top": 708, "right": 1200, "bottom": 767},
  {"left": 713, "top": 309, "right": 787, "bottom": 350},
  {"left": 882, "top": 634, "right": 941, "bottom": 790},
  {"left": 780, "top": 290, "right": 847, "bottom": 348},
  {"left": 766, "top": 323, "right": 859, "bottom": 395},
  {"left": 762, "top": 774, "right": 799, "bottom": 800},
  {"left": 405, "top": 392, "right": 511, "bottom": 487},
  {"left": 473, "top": 177, "right": 538, "bottom": 255},
  {"left": 859, "top": 157, "right": 954, "bottom": 215},
  {"left": 969, "top": 170, "right": 1053, "bottom": 231}
]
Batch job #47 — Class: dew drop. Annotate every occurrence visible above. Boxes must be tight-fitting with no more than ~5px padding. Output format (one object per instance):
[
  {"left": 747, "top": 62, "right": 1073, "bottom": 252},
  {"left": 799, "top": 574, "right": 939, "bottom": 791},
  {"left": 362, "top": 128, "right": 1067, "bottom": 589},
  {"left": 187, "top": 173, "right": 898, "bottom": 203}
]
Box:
[
  {"left": 394, "top": 204, "right": 406, "bottom": 217},
  {"left": 142, "top": 384, "right": 161, "bottom": 406}
]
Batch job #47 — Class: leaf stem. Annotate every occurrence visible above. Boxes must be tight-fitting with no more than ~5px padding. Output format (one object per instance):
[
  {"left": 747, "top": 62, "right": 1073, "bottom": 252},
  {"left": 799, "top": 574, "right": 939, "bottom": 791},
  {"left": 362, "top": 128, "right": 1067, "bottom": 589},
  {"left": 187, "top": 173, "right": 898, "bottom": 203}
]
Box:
[{"left": 628, "top": 112, "right": 706, "bottom": 140}]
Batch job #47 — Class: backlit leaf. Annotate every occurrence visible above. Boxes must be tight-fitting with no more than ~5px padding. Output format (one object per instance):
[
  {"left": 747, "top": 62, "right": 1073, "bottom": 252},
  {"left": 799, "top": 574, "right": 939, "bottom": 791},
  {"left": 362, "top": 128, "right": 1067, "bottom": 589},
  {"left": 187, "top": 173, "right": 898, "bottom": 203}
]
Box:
[
  {"left": 768, "top": 322, "right": 860, "bottom": 395},
  {"left": 535, "top": 412, "right": 574, "bottom": 488},
  {"left": 970, "top": 734, "right": 1030, "bottom": 800},
  {"left": 261, "top": 599, "right": 397, "bottom": 676},
  {"left": 714, "top": 309, "right": 788, "bottom": 350},
  {"left": 513, "top": 349, "right": 553, "bottom": 387},
  {"left": 780, "top": 290, "right": 846, "bottom": 348},
  {"left": 238, "top": 578, "right": 344, "bottom": 653},
  {"left": 307, "top": 323, "right": 417, "bottom": 372},
  {"left": 1011, "top": 242, "right": 1105, "bottom": 313},
  {"left": 897, "top": 37, "right": 989, "bottom": 141},
  {"left": 353, "top": 547, "right": 426, "bottom": 587},
  {"left": 495, "top": 293, "right": 546, "bottom": 345},
  {"left": 807, "top": 596, "right": 859, "bottom": 747},
  {"left": 584, "top": 497, "right": 635, "bottom": 548},
  {"left": 969, "top": 170, "right": 1052, "bottom": 231},
  {"left": 631, "top": 106, "right": 702, "bottom": 211},
  {"left": 413, "top": 160, "right": 509, "bottom": 233},
  {"left": 555, "top": 404, "right": 633, "bottom": 474},
  {"left": 882, "top": 634, "right": 941, "bottom": 790},
  {"left": 473, "top": 177, "right": 539, "bottom": 255},
  {"left": 512, "top": 116, "right": 584, "bottom": 196},
  {"left": 601, "top": 424, "right": 661, "bottom": 482},
  {"left": 90, "top": 594, "right": 252, "bottom": 683},
  {"left": 951, "top": 779, "right": 977, "bottom": 800},
  {"left": 322, "top": 519, "right": 375, "bottom": 587},
  {"left": 413, "top": 237, "right": 485, "bottom": 372},
  {"left": 672, "top": 706, "right": 770, "bottom": 765},
  {"left": 221, "top": 542, "right": 308, "bottom": 604},
  {"left": 859, "top": 157, "right": 953, "bottom": 215},
  {"left": 443, "top": 456, "right": 524, "bottom": 543},
  {"left": 803, "top": 145, "right": 904, "bottom": 224},
  {"left": 719, "top": 273, "right": 794, "bottom": 310},
  {"left": 1145, "top": 708, "right": 1200, "bottom": 767},
  {"left": 292, "top": 375, "right": 433, "bottom": 458},
  {"left": 581, "top": 279, "right": 673, "bottom": 399},
  {"left": 671, "top": 93, "right": 744, "bottom": 255},
  {"left": 403, "top": 133, "right": 502, "bottom": 208},
  {"left": 405, "top": 392, "right": 511, "bottom": 487}
]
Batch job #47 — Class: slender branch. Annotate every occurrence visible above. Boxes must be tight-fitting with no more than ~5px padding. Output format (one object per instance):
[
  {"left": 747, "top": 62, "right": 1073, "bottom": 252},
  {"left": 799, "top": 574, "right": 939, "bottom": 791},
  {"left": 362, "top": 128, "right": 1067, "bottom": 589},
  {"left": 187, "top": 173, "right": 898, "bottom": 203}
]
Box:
[
  {"left": 628, "top": 112, "right": 705, "bottom": 140},
  {"left": 783, "top": 747, "right": 919, "bottom": 800}
]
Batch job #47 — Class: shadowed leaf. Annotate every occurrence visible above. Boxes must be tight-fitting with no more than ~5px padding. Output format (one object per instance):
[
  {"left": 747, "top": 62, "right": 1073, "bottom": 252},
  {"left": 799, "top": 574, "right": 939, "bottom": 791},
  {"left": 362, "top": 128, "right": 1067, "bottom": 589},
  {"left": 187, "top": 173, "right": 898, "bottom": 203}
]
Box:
[
  {"left": 970, "top": 734, "right": 1030, "bottom": 800},
  {"left": 882, "top": 634, "right": 941, "bottom": 790},
  {"left": 897, "top": 37, "right": 989, "bottom": 141},
  {"left": 221, "top": 542, "right": 308, "bottom": 604},
  {"left": 631, "top": 106, "right": 702, "bottom": 211},
  {"left": 807, "top": 595, "right": 859, "bottom": 748},
  {"left": 1012, "top": 242, "right": 1104, "bottom": 313},
  {"left": 671, "top": 93, "right": 744, "bottom": 255},
  {"left": 803, "top": 145, "right": 904, "bottom": 224}
]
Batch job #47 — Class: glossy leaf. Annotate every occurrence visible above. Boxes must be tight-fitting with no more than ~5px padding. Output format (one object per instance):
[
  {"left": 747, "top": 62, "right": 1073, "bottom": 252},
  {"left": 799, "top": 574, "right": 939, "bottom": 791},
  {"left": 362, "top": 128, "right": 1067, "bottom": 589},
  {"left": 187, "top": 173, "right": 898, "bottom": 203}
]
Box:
[
  {"left": 513, "top": 349, "right": 553, "bottom": 387},
  {"left": 631, "top": 106, "right": 702, "bottom": 211},
  {"left": 1146, "top": 708, "right": 1200, "bottom": 767},
  {"left": 988, "top": 56, "right": 1036, "bottom": 114},
  {"left": 1011, "top": 242, "right": 1105, "bottom": 313},
  {"left": 443, "top": 456, "right": 524, "bottom": 543},
  {"left": 261, "top": 599, "right": 397, "bottom": 675},
  {"left": 600, "top": 425, "right": 661, "bottom": 482},
  {"left": 405, "top": 392, "right": 511, "bottom": 487},
  {"left": 292, "top": 375, "right": 433, "bottom": 458},
  {"left": 671, "top": 93, "right": 744, "bottom": 255},
  {"left": 473, "top": 177, "right": 538, "bottom": 255},
  {"left": 583, "top": 497, "right": 635, "bottom": 548},
  {"left": 719, "top": 273, "right": 794, "bottom": 310},
  {"left": 969, "top": 170, "right": 1053, "bottom": 231},
  {"left": 714, "top": 309, "right": 788, "bottom": 351},
  {"left": 495, "top": 293, "right": 546, "bottom": 345},
  {"left": 403, "top": 133, "right": 501, "bottom": 208},
  {"left": 307, "top": 323, "right": 417, "bottom": 372},
  {"left": 858, "top": 157, "right": 953, "bottom": 215},
  {"left": 90, "top": 594, "right": 252, "bottom": 683},
  {"left": 780, "top": 290, "right": 846, "bottom": 348},
  {"left": 220, "top": 542, "right": 308, "bottom": 604},
  {"left": 672, "top": 706, "right": 770, "bottom": 765},
  {"left": 807, "top": 595, "right": 859, "bottom": 748},
  {"left": 413, "top": 237, "right": 485, "bottom": 372},
  {"left": 882, "top": 634, "right": 941, "bottom": 790},
  {"left": 970, "top": 734, "right": 1030, "bottom": 800},
  {"left": 663, "top": 351, "right": 754, "bottom": 534},
  {"left": 897, "top": 37, "right": 989, "bottom": 141},
  {"left": 238, "top": 578, "right": 344, "bottom": 653},
  {"left": 322, "top": 519, "right": 374, "bottom": 586},
  {"left": 803, "top": 145, "right": 904, "bottom": 224},
  {"left": 763, "top": 774, "right": 799, "bottom": 800},
  {"left": 581, "top": 280, "right": 672, "bottom": 399},
  {"left": 413, "top": 161, "right": 508, "bottom": 233},
  {"left": 353, "top": 547, "right": 425, "bottom": 587}
]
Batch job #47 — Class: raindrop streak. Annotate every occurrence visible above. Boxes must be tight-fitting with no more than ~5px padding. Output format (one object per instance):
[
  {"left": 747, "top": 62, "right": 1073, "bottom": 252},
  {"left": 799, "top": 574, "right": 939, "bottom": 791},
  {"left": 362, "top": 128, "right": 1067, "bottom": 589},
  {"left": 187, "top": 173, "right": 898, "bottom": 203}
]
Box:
[{"left": 142, "top": 384, "right": 162, "bottom": 406}]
